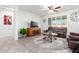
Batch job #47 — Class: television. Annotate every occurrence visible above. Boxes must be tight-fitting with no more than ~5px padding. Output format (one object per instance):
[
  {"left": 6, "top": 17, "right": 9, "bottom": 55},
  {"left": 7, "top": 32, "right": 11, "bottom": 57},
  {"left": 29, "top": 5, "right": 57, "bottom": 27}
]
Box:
[{"left": 30, "top": 21, "right": 38, "bottom": 27}]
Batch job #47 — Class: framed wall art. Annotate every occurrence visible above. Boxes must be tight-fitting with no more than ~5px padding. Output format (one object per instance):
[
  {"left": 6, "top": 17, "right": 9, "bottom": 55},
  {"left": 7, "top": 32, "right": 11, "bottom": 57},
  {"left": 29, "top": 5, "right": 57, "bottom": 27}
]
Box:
[
  {"left": 43, "top": 19, "right": 46, "bottom": 23},
  {"left": 4, "top": 15, "right": 12, "bottom": 25}
]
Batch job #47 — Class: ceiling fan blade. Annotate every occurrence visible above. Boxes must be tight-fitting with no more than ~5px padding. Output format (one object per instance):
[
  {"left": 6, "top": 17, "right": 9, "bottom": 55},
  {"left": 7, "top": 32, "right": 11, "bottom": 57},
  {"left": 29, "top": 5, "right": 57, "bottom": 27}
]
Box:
[{"left": 55, "top": 6, "right": 61, "bottom": 9}]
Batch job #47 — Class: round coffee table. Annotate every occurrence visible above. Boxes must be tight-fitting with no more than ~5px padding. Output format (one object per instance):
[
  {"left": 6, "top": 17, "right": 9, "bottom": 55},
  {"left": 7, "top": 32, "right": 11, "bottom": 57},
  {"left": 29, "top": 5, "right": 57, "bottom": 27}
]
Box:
[{"left": 43, "top": 32, "right": 57, "bottom": 42}]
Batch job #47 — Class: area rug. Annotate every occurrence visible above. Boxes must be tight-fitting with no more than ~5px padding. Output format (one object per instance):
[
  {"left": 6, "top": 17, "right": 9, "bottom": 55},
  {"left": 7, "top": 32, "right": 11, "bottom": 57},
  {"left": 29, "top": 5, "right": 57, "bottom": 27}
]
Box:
[{"left": 34, "top": 37, "right": 69, "bottom": 50}]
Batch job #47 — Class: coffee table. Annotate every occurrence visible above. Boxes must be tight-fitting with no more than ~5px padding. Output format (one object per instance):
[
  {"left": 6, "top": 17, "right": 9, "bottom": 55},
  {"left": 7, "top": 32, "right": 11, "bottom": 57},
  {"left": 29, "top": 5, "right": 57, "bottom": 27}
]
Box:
[{"left": 43, "top": 32, "right": 57, "bottom": 42}]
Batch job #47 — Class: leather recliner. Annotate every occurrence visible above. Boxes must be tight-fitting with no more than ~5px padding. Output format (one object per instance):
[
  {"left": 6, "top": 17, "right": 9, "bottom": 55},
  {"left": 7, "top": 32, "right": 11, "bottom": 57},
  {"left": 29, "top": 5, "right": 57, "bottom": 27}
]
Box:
[{"left": 67, "top": 32, "right": 79, "bottom": 53}]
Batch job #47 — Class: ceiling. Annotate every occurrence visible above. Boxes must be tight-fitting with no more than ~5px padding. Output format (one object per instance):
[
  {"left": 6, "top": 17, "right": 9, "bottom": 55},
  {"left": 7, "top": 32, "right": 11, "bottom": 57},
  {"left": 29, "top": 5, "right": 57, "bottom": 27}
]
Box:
[
  {"left": 1, "top": 5, "right": 79, "bottom": 16},
  {"left": 18, "top": 5, "right": 79, "bottom": 16}
]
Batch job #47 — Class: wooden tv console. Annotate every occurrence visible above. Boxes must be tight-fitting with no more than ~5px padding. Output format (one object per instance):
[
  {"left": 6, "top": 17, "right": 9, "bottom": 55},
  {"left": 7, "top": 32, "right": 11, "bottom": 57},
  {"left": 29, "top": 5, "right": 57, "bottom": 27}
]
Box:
[{"left": 27, "top": 27, "right": 41, "bottom": 37}]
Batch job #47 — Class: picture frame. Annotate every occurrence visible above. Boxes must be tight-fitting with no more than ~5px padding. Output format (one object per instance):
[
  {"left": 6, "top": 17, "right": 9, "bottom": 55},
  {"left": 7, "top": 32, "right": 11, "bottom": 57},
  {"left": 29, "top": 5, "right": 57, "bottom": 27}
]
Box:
[
  {"left": 43, "top": 19, "right": 46, "bottom": 23},
  {"left": 4, "top": 15, "right": 12, "bottom": 25}
]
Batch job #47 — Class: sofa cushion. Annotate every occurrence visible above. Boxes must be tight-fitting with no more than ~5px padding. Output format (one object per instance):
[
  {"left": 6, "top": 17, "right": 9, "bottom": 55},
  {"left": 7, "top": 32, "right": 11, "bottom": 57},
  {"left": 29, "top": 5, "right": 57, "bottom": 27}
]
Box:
[
  {"left": 69, "top": 35, "right": 79, "bottom": 41},
  {"left": 70, "top": 32, "right": 79, "bottom": 36}
]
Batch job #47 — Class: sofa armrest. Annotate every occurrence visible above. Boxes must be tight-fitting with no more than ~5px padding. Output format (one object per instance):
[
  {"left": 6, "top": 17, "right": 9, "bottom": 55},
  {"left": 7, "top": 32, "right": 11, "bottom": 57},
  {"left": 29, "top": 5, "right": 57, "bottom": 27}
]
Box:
[{"left": 70, "top": 32, "right": 79, "bottom": 36}]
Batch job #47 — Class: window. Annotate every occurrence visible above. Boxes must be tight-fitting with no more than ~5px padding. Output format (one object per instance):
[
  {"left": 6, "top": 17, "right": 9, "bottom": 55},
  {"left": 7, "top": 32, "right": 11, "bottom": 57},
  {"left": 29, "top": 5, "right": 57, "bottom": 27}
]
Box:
[
  {"left": 48, "top": 15, "right": 67, "bottom": 27},
  {"left": 48, "top": 18, "right": 52, "bottom": 25}
]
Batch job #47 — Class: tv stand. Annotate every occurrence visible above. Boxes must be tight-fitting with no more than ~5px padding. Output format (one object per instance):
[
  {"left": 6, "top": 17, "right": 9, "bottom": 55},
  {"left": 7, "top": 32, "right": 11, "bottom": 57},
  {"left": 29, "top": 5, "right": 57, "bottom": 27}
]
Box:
[{"left": 27, "top": 27, "right": 41, "bottom": 37}]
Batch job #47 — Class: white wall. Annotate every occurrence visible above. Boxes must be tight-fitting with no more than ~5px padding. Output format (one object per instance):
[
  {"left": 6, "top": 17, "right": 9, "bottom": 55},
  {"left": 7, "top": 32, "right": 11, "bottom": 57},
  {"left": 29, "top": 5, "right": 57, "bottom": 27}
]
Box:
[
  {"left": 40, "top": 17, "right": 49, "bottom": 30},
  {"left": 0, "top": 6, "right": 42, "bottom": 39},
  {"left": 43, "top": 9, "right": 79, "bottom": 35},
  {"left": 67, "top": 9, "right": 79, "bottom": 34},
  {"left": 0, "top": 8, "right": 14, "bottom": 38},
  {"left": 14, "top": 8, "right": 42, "bottom": 38},
  {"left": 17, "top": 9, "right": 42, "bottom": 29}
]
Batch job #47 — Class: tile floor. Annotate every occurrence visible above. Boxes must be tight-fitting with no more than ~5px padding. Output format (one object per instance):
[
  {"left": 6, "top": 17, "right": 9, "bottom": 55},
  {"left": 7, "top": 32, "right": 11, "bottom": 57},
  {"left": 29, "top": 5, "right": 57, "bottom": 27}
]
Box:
[{"left": 0, "top": 35, "right": 72, "bottom": 53}]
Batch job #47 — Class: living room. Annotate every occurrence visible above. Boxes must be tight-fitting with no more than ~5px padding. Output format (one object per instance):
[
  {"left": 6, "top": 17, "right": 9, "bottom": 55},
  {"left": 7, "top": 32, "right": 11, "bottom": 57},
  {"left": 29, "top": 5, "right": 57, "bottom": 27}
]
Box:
[{"left": 0, "top": 5, "right": 79, "bottom": 53}]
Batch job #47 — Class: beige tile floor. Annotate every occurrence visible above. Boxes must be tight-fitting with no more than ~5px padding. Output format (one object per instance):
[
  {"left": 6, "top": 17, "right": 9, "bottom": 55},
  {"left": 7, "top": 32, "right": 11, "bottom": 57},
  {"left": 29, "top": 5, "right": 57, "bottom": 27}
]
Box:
[{"left": 0, "top": 35, "right": 72, "bottom": 53}]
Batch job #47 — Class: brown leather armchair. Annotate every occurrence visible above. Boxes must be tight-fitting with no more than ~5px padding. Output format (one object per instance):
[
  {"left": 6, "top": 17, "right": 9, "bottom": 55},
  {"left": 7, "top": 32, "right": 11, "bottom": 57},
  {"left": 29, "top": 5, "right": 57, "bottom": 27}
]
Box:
[{"left": 67, "top": 32, "right": 79, "bottom": 53}]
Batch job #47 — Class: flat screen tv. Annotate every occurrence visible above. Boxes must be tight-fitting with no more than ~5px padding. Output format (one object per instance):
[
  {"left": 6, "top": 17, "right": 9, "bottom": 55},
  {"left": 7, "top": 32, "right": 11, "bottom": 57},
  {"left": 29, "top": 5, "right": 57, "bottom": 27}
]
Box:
[{"left": 30, "top": 21, "right": 38, "bottom": 27}]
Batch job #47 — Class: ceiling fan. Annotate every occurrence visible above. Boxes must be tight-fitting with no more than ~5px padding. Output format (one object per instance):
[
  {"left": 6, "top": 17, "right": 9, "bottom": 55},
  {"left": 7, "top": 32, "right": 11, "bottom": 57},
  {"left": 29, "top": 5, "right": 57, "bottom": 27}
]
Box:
[
  {"left": 48, "top": 5, "right": 61, "bottom": 12},
  {"left": 40, "top": 5, "right": 61, "bottom": 12}
]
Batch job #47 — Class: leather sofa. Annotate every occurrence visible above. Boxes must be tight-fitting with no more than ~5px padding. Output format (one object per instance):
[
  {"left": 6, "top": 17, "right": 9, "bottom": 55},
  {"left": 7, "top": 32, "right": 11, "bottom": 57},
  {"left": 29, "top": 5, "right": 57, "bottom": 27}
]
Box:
[
  {"left": 67, "top": 32, "right": 79, "bottom": 53},
  {"left": 48, "top": 27, "right": 67, "bottom": 38}
]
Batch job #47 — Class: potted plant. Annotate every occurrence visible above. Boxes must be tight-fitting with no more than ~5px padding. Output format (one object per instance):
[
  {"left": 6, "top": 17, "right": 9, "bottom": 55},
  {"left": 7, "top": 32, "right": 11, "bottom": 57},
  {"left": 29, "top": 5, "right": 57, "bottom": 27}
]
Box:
[{"left": 19, "top": 28, "right": 27, "bottom": 38}]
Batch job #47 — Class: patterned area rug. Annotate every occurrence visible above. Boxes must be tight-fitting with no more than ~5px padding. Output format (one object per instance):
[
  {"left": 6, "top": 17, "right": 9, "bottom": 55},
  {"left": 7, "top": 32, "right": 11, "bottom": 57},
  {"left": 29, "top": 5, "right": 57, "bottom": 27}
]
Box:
[{"left": 34, "top": 37, "right": 71, "bottom": 51}]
